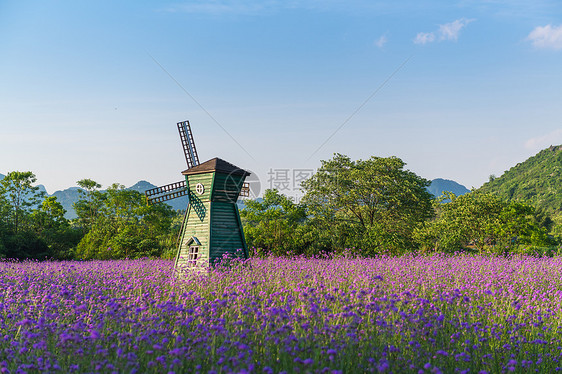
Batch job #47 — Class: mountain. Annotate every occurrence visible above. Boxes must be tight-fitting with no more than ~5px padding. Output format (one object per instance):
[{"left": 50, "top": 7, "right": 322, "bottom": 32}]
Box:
[
  {"left": 479, "top": 145, "right": 562, "bottom": 209},
  {"left": 479, "top": 145, "right": 562, "bottom": 232},
  {"left": 128, "top": 180, "right": 157, "bottom": 193},
  {"left": 50, "top": 180, "right": 189, "bottom": 219},
  {"left": 428, "top": 178, "right": 470, "bottom": 198},
  {"left": 37, "top": 184, "right": 48, "bottom": 196},
  {"left": 51, "top": 187, "right": 83, "bottom": 219},
  {"left": 0, "top": 173, "right": 469, "bottom": 218},
  {"left": 0, "top": 174, "right": 190, "bottom": 219}
]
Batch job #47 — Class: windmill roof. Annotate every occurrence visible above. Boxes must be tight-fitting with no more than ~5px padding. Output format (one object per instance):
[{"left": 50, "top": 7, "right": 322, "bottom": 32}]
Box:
[{"left": 182, "top": 157, "right": 250, "bottom": 177}]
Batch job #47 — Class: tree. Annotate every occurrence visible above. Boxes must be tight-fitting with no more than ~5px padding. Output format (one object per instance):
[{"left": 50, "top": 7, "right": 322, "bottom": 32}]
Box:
[
  {"left": 36, "top": 196, "right": 67, "bottom": 225},
  {"left": 0, "top": 185, "right": 9, "bottom": 236},
  {"left": 414, "top": 191, "right": 555, "bottom": 254},
  {"left": 240, "top": 189, "right": 309, "bottom": 256},
  {"left": 0, "top": 171, "right": 43, "bottom": 234},
  {"left": 0, "top": 171, "right": 63, "bottom": 259},
  {"left": 73, "top": 178, "right": 105, "bottom": 231},
  {"left": 0, "top": 172, "right": 85, "bottom": 260},
  {"left": 301, "top": 154, "right": 434, "bottom": 255},
  {"left": 74, "top": 183, "right": 177, "bottom": 259},
  {"left": 30, "top": 196, "right": 82, "bottom": 259}
]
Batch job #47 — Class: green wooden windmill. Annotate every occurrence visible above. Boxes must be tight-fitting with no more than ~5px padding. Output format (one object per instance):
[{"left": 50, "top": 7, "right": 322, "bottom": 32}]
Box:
[{"left": 145, "top": 121, "right": 250, "bottom": 271}]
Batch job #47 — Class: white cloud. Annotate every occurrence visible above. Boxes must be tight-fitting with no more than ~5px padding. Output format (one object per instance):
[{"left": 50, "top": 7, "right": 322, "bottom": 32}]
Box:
[
  {"left": 438, "top": 18, "right": 474, "bottom": 41},
  {"left": 527, "top": 24, "right": 562, "bottom": 50},
  {"left": 525, "top": 129, "right": 562, "bottom": 150},
  {"left": 414, "top": 32, "right": 435, "bottom": 45},
  {"left": 414, "top": 18, "right": 474, "bottom": 45},
  {"left": 374, "top": 35, "right": 387, "bottom": 48}
]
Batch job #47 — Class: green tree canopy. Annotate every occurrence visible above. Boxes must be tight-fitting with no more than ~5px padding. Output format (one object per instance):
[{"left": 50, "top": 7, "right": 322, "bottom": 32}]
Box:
[
  {"left": 74, "top": 182, "right": 178, "bottom": 259},
  {"left": 0, "top": 171, "right": 81, "bottom": 259},
  {"left": 74, "top": 178, "right": 105, "bottom": 231},
  {"left": 240, "top": 189, "right": 309, "bottom": 256},
  {"left": 0, "top": 171, "right": 43, "bottom": 234},
  {"left": 414, "top": 191, "right": 555, "bottom": 254},
  {"left": 30, "top": 196, "right": 82, "bottom": 260},
  {"left": 301, "top": 154, "right": 434, "bottom": 255}
]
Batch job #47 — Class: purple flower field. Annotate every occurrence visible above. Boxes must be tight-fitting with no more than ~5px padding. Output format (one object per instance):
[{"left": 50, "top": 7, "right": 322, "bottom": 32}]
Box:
[{"left": 1, "top": 255, "right": 562, "bottom": 373}]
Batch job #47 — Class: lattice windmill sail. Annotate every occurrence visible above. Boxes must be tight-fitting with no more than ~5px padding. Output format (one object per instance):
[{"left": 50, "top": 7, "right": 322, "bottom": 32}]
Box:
[
  {"left": 145, "top": 121, "right": 198, "bottom": 205},
  {"left": 177, "top": 120, "right": 200, "bottom": 169},
  {"left": 145, "top": 120, "right": 250, "bottom": 272}
]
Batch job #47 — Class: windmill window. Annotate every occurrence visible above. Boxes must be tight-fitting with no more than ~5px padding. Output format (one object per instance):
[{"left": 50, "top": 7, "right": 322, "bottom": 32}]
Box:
[{"left": 188, "top": 246, "right": 199, "bottom": 267}]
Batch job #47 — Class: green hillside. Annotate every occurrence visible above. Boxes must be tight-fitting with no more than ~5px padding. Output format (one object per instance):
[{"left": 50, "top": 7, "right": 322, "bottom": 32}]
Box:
[{"left": 480, "top": 145, "right": 562, "bottom": 234}]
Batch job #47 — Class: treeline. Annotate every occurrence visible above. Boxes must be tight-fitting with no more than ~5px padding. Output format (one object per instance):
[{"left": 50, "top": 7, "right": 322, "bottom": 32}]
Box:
[
  {"left": 1, "top": 153, "right": 559, "bottom": 260},
  {"left": 241, "top": 154, "right": 558, "bottom": 257},
  {"left": 0, "top": 172, "right": 181, "bottom": 260}
]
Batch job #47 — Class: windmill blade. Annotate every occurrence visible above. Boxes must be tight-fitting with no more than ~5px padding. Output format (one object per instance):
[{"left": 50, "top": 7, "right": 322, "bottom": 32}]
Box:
[
  {"left": 177, "top": 120, "right": 200, "bottom": 168},
  {"left": 145, "top": 181, "right": 188, "bottom": 205}
]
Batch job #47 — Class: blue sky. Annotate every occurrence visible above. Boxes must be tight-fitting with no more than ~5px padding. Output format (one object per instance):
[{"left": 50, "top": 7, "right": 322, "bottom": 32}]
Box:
[{"left": 1, "top": 1, "right": 562, "bottom": 197}]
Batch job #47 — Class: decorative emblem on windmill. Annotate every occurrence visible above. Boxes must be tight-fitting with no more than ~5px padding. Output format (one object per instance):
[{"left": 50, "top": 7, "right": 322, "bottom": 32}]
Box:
[{"left": 145, "top": 121, "right": 250, "bottom": 271}]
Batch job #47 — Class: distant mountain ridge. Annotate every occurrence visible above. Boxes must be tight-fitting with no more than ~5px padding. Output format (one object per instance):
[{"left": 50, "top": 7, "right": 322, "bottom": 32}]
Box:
[
  {"left": 49, "top": 181, "right": 189, "bottom": 219},
  {"left": 1, "top": 172, "right": 470, "bottom": 219},
  {"left": 427, "top": 178, "right": 470, "bottom": 198},
  {"left": 0, "top": 174, "right": 188, "bottom": 219}
]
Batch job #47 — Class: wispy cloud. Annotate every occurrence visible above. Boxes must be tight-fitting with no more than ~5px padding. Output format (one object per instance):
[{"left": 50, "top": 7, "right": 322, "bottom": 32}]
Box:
[
  {"left": 525, "top": 129, "right": 562, "bottom": 150},
  {"left": 439, "top": 18, "right": 474, "bottom": 41},
  {"left": 527, "top": 24, "right": 562, "bottom": 50},
  {"left": 414, "top": 32, "right": 435, "bottom": 45},
  {"left": 374, "top": 34, "right": 387, "bottom": 48},
  {"left": 414, "top": 18, "right": 474, "bottom": 45}
]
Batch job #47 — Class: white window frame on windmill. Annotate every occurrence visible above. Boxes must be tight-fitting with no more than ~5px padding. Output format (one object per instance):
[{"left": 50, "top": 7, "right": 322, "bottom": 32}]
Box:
[
  {"left": 176, "top": 236, "right": 202, "bottom": 269},
  {"left": 188, "top": 245, "right": 199, "bottom": 267}
]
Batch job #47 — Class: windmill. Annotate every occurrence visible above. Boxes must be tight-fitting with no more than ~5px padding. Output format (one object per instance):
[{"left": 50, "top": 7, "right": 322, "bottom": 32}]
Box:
[{"left": 146, "top": 120, "right": 250, "bottom": 271}]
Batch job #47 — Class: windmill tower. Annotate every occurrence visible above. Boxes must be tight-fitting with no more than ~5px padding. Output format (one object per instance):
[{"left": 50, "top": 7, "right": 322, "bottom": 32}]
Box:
[{"left": 146, "top": 121, "right": 250, "bottom": 271}]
